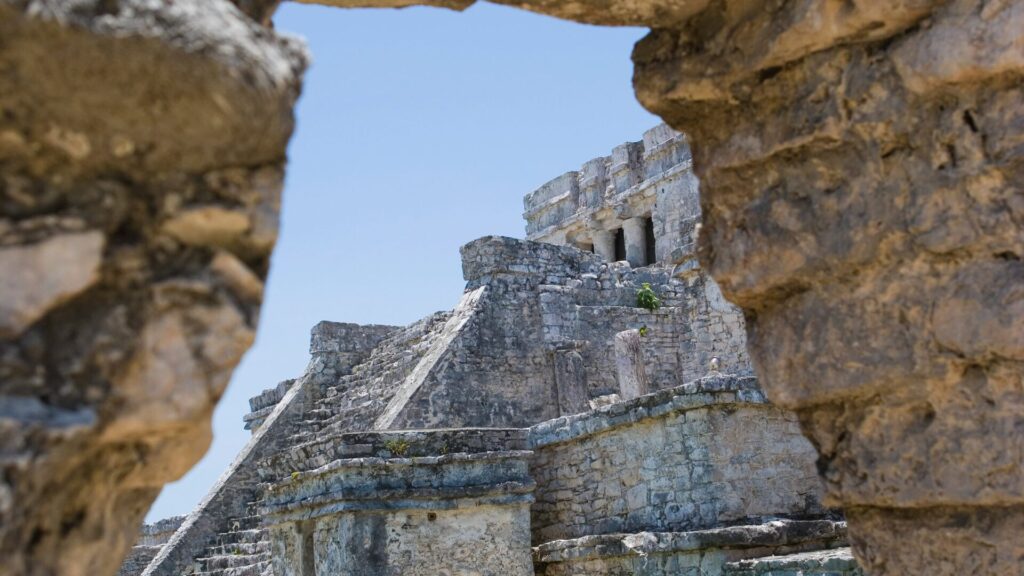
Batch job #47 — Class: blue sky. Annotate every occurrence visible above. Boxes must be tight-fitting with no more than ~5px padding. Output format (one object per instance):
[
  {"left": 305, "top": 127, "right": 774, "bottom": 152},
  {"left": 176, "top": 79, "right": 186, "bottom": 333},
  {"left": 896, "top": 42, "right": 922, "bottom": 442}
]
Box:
[{"left": 147, "top": 1, "right": 657, "bottom": 521}]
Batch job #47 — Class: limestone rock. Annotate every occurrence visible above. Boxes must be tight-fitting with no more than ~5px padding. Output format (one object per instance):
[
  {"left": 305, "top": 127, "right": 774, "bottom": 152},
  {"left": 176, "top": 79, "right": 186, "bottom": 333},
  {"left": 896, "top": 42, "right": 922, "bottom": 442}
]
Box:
[
  {"left": 627, "top": 0, "right": 1024, "bottom": 572},
  {"left": 162, "top": 207, "right": 251, "bottom": 249},
  {"left": 0, "top": 231, "right": 104, "bottom": 338},
  {"left": 0, "top": 1, "right": 306, "bottom": 575}
]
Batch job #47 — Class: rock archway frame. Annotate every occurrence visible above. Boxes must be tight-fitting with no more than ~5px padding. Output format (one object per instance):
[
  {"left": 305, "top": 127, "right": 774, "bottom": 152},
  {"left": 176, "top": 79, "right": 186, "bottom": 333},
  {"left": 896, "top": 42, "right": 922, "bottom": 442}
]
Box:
[{"left": 0, "top": 0, "right": 1021, "bottom": 575}]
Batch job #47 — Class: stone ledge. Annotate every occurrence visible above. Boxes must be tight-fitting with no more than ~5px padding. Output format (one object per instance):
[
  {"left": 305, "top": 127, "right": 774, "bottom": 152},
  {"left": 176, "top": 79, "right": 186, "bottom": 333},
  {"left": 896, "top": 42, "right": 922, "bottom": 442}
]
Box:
[
  {"left": 264, "top": 483, "right": 536, "bottom": 523},
  {"left": 724, "top": 547, "right": 863, "bottom": 575},
  {"left": 528, "top": 374, "right": 765, "bottom": 448},
  {"left": 256, "top": 425, "right": 530, "bottom": 483},
  {"left": 262, "top": 449, "right": 536, "bottom": 523},
  {"left": 533, "top": 519, "right": 848, "bottom": 564}
]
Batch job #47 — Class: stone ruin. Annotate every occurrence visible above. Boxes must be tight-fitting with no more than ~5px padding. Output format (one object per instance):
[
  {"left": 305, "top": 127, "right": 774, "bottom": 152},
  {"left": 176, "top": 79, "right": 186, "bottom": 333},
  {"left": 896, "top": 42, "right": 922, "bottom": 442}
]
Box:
[
  {"left": 116, "top": 126, "right": 861, "bottom": 576},
  {"left": 1, "top": 1, "right": 1020, "bottom": 575}
]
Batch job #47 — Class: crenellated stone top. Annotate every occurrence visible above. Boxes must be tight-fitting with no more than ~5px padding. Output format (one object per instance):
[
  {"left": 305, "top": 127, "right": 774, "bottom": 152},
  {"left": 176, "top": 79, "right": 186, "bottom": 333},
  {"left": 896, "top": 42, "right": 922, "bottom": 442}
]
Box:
[
  {"left": 460, "top": 235, "right": 604, "bottom": 284},
  {"left": 522, "top": 124, "right": 695, "bottom": 264},
  {"left": 528, "top": 374, "right": 766, "bottom": 448}
]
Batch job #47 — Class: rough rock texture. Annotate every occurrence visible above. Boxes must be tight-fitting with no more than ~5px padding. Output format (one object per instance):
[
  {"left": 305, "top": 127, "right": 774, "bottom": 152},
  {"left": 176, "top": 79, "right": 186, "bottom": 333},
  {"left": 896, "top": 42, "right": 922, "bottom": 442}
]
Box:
[
  {"left": 262, "top": 430, "right": 535, "bottom": 576},
  {"left": 528, "top": 375, "right": 825, "bottom": 545},
  {"left": 0, "top": 1, "right": 306, "bottom": 575},
  {"left": 627, "top": 1, "right": 1024, "bottom": 573}
]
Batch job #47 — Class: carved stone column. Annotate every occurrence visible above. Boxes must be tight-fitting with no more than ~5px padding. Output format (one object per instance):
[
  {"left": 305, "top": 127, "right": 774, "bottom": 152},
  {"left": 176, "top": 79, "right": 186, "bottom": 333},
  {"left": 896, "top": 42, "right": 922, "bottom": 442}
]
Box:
[
  {"left": 634, "top": 1, "right": 1024, "bottom": 573},
  {"left": 614, "top": 329, "right": 649, "bottom": 401},
  {"left": 591, "top": 229, "right": 617, "bottom": 263},
  {"left": 622, "top": 217, "right": 647, "bottom": 267}
]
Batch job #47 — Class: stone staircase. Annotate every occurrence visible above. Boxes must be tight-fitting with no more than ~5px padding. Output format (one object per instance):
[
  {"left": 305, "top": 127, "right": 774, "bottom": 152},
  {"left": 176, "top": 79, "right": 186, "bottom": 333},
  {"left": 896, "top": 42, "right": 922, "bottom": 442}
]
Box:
[
  {"left": 190, "top": 500, "right": 270, "bottom": 576},
  {"left": 288, "top": 310, "right": 453, "bottom": 446},
  {"left": 180, "top": 312, "right": 457, "bottom": 576}
]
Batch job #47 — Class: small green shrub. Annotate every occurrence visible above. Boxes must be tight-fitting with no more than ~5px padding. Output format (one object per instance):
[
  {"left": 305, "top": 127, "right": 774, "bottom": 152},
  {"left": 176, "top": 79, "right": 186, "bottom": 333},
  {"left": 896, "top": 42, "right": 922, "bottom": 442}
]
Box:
[
  {"left": 638, "top": 325, "right": 649, "bottom": 337},
  {"left": 385, "top": 438, "right": 411, "bottom": 457},
  {"left": 290, "top": 471, "right": 300, "bottom": 481},
  {"left": 636, "top": 283, "right": 661, "bottom": 311}
]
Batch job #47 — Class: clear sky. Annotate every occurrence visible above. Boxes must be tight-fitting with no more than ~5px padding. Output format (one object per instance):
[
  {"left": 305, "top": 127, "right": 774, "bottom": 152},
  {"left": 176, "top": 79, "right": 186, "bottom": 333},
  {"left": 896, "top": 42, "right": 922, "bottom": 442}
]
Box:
[{"left": 147, "top": 1, "right": 657, "bottom": 521}]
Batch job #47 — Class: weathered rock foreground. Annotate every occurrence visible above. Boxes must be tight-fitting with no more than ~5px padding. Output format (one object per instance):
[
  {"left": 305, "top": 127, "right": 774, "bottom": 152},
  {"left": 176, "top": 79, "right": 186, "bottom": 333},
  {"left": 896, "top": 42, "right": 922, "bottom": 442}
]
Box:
[
  {"left": 630, "top": 1, "right": 1024, "bottom": 573},
  {"left": 0, "top": 1, "right": 306, "bottom": 575}
]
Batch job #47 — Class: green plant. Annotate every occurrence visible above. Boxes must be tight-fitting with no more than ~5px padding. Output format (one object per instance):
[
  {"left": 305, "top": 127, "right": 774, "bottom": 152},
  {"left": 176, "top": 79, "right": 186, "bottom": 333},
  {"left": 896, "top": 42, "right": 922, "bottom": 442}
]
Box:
[
  {"left": 385, "top": 438, "right": 411, "bottom": 457},
  {"left": 636, "top": 283, "right": 661, "bottom": 312},
  {"left": 290, "top": 471, "right": 300, "bottom": 481},
  {"left": 638, "top": 325, "right": 649, "bottom": 337}
]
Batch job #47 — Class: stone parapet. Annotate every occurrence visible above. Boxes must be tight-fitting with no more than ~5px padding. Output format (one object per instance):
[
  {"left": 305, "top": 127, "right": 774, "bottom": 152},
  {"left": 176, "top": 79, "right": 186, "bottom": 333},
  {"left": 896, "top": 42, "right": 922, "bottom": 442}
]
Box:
[
  {"left": 258, "top": 427, "right": 529, "bottom": 485},
  {"left": 262, "top": 428, "right": 536, "bottom": 576},
  {"left": 533, "top": 519, "right": 849, "bottom": 576},
  {"left": 243, "top": 322, "right": 398, "bottom": 432},
  {"left": 461, "top": 235, "right": 603, "bottom": 285},
  {"left": 134, "top": 516, "right": 186, "bottom": 547},
  {"left": 529, "top": 375, "right": 825, "bottom": 544},
  {"left": 242, "top": 379, "right": 295, "bottom": 432},
  {"left": 308, "top": 321, "right": 399, "bottom": 375},
  {"left": 116, "top": 517, "right": 187, "bottom": 576},
  {"left": 522, "top": 125, "right": 699, "bottom": 268}
]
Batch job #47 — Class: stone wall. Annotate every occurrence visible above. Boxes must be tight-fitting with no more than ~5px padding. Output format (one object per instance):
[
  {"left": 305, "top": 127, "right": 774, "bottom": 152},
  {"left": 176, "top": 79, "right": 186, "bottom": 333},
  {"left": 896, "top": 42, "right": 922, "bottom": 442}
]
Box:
[
  {"left": 140, "top": 319, "right": 394, "bottom": 576},
  {"left": 541, "top": 261, "right": 750, "bottom": 397},
  {"left": 523, "top": 124, "right": 699, "bottom": 267},
  {"left": 627, "top": 2, "right": 1024, "bottom": 573},
  {"left": 533, "top": 520, "right": 850, "bottom": 576},
  {"left": 383, "top": 236, "right": 752, "bottom": 428},
  {"left": 528, "top": 375, "right": 824, "bottom": 544},
  {"left": 116, "top": 517, "right": 184, "bottom": 576},
  {"left": 519, "top": 125, "right": 750, "bottom": 394},
  {"left": 243, "top": 322, "right": 396, "bottom": 432},
  {"left": 261, "top": 429, "right": 535, "bottom": 576},
  {"left": 256, "top": 374, "right": 842, "bottom": 576},
  {"left": 242, "top": 378, "right": 295, "bottom": 433}
]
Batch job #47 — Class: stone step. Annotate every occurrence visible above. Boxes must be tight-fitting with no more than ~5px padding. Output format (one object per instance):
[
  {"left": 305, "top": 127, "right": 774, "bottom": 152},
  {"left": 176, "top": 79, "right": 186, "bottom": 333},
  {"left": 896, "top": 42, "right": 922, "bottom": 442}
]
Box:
[
  {"left": 275, "top": 309, "right": 454, "bottom": 461},
  {"left": 192, "top": 560, "right": 271, "bottom": 576},
  {"left": 205, "top": 540, "right": 269, "bottom": 556},
  {"left": 723, "top": 547, "right": 863, "bottom": 575},
  {"left": 209, "top": 528, "right": 266, "bottom": 545},
  {"left": 196, "top": 551, "right": 270, "bottom": 571}
]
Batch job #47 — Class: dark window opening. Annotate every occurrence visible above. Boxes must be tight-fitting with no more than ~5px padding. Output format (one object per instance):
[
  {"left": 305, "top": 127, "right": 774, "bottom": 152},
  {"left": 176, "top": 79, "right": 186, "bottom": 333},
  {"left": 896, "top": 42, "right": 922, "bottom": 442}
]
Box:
[
  {"left": 614, "top": 228, "right": 626, "bottom": 261},
  {"left": 300, "top": 520, "right": 317, "bottom": 576},
  {"left": 644, "top": 216, "right": 656, "bottom": 265},
  {"left": 576, "top": 241, "right": 594, "bottom": 253}
]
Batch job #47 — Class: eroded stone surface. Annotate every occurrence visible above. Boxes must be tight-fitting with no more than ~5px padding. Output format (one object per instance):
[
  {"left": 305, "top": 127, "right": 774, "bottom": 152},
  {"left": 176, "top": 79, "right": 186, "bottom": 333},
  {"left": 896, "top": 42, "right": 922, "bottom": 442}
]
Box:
[
  {"left": 0, "top": 231, "right": 104, "bottom": 338},
  {"left": 628, "top": 0, "right": 1024, "bottom": 573},
  {"left": 0, "top": 1, "right": 306, "bottom": 575}
]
